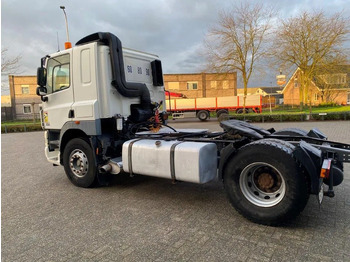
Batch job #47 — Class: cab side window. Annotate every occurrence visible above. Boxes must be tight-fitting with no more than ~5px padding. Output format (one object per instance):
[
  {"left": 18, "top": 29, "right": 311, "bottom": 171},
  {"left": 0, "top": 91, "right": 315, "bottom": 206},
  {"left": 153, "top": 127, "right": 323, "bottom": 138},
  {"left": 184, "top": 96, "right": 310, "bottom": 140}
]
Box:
[{"left": 46, "top": 54, "right": 70, "bottom": 94}]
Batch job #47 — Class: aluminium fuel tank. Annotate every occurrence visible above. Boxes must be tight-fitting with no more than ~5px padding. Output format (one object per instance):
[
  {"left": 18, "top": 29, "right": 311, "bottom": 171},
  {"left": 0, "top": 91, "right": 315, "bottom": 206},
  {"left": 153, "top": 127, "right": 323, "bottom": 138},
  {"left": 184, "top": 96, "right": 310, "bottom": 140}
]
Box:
[{"left": 122, "top": 139, "right": 217, "bottom": 184}]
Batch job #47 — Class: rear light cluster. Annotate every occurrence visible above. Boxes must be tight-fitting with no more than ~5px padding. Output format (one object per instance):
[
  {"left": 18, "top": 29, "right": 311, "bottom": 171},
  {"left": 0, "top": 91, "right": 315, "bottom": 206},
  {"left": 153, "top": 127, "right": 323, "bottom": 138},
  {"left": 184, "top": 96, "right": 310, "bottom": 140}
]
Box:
[{"left": 320, "top": 159, "right": 331, "bottom": 178}]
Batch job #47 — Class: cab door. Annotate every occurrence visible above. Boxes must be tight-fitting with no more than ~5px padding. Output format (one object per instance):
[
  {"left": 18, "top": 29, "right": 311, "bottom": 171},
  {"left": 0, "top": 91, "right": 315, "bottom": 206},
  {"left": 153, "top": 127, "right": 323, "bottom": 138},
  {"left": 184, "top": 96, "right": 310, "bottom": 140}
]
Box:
[
  {"left": 42, "top": 52, "right": 74, "bottom": 129},
  {"left": 71, "top": 42, "right": 99, "bottom": 122}
]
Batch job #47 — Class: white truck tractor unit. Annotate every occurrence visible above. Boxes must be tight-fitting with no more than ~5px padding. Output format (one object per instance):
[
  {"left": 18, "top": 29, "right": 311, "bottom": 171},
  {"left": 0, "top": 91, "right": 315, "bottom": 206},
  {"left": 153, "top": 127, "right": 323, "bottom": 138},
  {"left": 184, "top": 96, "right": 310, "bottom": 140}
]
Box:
[{"left": 37, "top": 32, "right": 350, "bottom": 225}]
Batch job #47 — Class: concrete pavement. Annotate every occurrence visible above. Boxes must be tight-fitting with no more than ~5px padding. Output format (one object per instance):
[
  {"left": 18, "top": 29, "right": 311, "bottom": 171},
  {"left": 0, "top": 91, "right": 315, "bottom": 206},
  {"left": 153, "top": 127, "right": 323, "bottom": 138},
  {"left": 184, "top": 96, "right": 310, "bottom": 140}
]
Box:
[{"left": 2, "top": 120, "right": 350, "bottom": 261}]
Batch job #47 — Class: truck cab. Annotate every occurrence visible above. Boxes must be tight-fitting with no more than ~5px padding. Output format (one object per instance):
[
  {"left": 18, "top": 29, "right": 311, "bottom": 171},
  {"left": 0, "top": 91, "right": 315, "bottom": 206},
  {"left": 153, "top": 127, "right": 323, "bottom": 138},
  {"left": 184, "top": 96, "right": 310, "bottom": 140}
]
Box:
[{"left": 37, "top": 32, "right": 166, "bottom": 167}]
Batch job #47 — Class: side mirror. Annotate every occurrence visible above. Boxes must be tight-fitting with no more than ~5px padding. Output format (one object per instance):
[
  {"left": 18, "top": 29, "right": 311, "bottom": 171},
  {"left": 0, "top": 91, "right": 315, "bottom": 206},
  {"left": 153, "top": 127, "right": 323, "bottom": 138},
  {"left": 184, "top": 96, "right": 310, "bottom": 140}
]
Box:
[
  {"left": 151, "top": 60, "right": 164, "bottom": 86},
  {"left": 37, "top": 67, "right": 47, "bottom": 87}
]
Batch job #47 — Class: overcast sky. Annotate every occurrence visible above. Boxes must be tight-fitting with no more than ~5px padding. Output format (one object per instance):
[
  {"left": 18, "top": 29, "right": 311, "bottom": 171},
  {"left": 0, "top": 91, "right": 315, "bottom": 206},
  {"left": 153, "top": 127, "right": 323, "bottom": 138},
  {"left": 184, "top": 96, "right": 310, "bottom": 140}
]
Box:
[{"left": 2, "top": 0, "right": 349, "bottom": 94}]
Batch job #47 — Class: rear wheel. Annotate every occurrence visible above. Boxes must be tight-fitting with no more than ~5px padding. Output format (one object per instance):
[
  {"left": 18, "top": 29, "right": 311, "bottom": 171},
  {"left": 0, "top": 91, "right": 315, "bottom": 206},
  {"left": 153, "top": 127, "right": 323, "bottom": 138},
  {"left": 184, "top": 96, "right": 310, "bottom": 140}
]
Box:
[
  {"left": 223, "top": 139, "right": 309, "bottom": 225},
  {"left": 197, "top": 110, "right": 209, "bottom": 121},
  {"left": 216, "top": 109, "right": 228, "bottom": 118},
  {"left": 236, "top": 108, "right": 249, "bottom": 114},
  {"left": 63, "top": 138, "right": 97, "bottom": 188},
  {"left": 218, "top": 113, "right": 230, "bottom": 122}
]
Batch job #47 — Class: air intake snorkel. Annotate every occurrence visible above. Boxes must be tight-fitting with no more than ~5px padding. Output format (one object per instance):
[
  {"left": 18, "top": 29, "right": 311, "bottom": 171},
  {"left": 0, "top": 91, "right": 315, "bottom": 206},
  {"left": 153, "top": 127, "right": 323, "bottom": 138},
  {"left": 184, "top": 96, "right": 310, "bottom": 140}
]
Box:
[{"left": 76, "top": 32, "right": 151, "bottom": 107}]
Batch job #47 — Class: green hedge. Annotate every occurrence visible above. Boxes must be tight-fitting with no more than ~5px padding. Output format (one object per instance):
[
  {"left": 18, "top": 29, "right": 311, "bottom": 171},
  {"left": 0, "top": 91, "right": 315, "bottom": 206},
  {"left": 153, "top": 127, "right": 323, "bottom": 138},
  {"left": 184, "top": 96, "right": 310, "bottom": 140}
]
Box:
[
  {"left": 228, "top": 114, "right": 306, "bottom": 122},
  {"left": 1, "top": 124, "right": 43, "bottom": 133},
  {"left": 2, "top": 112, "right": 349, "bottom": 132},
  {"left": 224, "top": 111, "right": 349, "bottom": 123},
  {"left": 311, "top": 112, "right": 349, "bottom": 121}
]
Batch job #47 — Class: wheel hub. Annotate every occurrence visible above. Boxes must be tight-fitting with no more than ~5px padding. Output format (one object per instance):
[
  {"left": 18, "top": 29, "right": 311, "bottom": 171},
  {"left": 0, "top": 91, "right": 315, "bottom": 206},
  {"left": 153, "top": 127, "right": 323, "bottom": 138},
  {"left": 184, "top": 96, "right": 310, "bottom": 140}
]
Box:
[
  {"left": 239, "top": 162, "right": 286, "bottom": 207},
  {"left": 69, "top": 149, "right": 88, "bottom": 178},
  {"left": 256, "top": 173, "right": 274, "bottom": 191}
]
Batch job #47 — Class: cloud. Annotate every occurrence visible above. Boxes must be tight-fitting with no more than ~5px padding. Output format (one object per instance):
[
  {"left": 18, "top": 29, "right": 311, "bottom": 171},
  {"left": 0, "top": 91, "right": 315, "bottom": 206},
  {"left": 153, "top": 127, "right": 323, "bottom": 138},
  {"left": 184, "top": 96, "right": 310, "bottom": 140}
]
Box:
[
  {"left": 2, "top": 0, "right": 222, "bottom": 75},
  {"left": 1, "top": 0, "right": 349, "bottom": 94}
]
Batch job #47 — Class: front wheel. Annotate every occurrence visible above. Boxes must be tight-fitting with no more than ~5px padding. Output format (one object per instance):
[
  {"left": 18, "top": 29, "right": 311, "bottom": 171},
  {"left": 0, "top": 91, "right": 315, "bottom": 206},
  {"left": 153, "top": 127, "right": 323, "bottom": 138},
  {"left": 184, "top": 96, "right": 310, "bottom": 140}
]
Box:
[
  {"left": 223, "top": 139, "right": 309, "bottom": 225},
  {"left": 63, "top": 138, "right": 97, "bottom": 188},
  {"left": 197, "top": 110, "right": 209, "bottom": 121}
]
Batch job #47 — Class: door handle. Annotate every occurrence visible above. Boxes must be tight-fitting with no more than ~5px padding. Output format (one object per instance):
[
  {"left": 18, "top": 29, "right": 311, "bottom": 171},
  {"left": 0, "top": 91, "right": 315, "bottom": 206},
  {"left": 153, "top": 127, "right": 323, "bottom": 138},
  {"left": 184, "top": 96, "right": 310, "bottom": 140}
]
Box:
[{"left": 68, "top": 109, "right": 75, "bottom": 118}]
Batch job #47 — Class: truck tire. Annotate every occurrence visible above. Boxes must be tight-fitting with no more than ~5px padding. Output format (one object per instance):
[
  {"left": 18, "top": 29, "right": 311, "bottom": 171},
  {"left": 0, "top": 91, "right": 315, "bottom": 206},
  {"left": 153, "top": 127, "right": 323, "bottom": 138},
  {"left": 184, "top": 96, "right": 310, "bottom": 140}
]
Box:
[
  {"left": 273, "top": 128, "right": 308, "bottom": 137},
  {"left": 236, "top": 108, "right": 248, "bottom": 114},
  {"left": 216, "top": 109, "right": 228, "bottom": 118},
  {"left": 218, "top": 113, "right": 230, "bottom": 122},
  {"left": 63, "top": 138, "right": 97, "bottom": 188},
  {"left": 197, "top": 110, "right": 209, "bottom": 121},
  {"left": 223, "top": 139, "right": 309, "bottom": 226}
]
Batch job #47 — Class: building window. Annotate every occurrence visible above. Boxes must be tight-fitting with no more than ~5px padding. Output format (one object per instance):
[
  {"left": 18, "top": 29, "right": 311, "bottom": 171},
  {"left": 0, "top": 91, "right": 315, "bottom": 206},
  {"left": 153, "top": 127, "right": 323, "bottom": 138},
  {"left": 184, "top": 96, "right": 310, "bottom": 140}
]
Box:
[
  {"left": 210, "top": 81, "right": 217, "bottom": 89},
  {"left": 342, "top": 74, "right": 347, "bottom": 84},
  {"left": 319, "top": 73, "right": 347, "bottom": 85},
  {"left": 294, "top": 80, "right": 298, "bottom": 88},
  {"left": 168, "top": 82, "right": 180, "bottom": 90},
  {"left": 23, "top": 104, "right": 32, "bottom": 114},
  {"left": 21, "top": 85, "right": 29, "bottom": 94},
  {"left": 314, "top": 93, "right": 319, "bottom": 101},
  {"left": 223, "top": 81, "right": 229, "bottom": 89},
  {"left": 187, "top": 82, "right": 198, "bottom": 90},
  {"left": 347, "top": 93, "right": 350, "bottom": 104}
]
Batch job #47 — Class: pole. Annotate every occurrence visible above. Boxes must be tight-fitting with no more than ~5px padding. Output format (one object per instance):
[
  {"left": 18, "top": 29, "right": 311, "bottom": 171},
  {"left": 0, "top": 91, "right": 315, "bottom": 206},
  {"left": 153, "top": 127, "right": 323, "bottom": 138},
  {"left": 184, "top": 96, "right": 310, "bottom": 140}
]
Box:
[
  {"left": 269, "top": 82, "right": 272, "bottom": 114},
  {"left": 32, "top": 102, "right": 35, "bottom": 123},
  {"left": 60, "top": 6, "right": 70, "bottom": 43}
]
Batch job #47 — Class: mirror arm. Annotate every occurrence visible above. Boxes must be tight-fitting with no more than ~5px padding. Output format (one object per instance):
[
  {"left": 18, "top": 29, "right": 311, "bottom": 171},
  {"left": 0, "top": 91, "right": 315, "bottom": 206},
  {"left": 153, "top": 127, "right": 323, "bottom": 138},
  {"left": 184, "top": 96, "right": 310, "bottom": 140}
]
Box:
[
  {"left": 41, "top": 96, "right": 48, "bottom": 102},
  {"left": 36, "top": 86, "right": 48, "bottom": 102}
]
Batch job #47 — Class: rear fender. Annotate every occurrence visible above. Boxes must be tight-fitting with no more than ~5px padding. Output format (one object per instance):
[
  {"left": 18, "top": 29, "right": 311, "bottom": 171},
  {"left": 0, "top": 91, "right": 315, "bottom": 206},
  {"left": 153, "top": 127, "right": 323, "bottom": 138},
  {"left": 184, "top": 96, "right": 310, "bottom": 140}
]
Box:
[
  {"left": 218, "top": 143, "right": 237, "bottom": 181},
  {"left": 293, "top": 141, "right": 322, "bottom": 194},
  {"left": 307, "top": 128, "right": 328, "bottom": 139},
  {"left": 219, "top": 139, "right": 322, "bottom": 194}
]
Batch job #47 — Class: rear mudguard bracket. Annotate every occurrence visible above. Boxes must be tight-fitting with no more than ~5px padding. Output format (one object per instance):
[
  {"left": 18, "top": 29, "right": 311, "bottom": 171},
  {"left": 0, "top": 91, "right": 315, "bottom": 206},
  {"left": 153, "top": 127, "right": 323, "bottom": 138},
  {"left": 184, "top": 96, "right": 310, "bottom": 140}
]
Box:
[
  {"left": 218, "top": 143, "right": 236, "bottom": 182},
  {"left": 293, "top": 141, "right": 322, "bottom": 194}
]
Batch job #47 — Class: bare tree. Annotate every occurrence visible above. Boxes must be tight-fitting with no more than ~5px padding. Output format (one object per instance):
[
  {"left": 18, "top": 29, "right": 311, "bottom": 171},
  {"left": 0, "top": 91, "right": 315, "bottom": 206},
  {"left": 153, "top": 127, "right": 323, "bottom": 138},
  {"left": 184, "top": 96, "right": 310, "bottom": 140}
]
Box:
[
  {"left": 1, "top": 48, "right": 22, "bottom": 93},
  {"left": 1, "top": 48, "right": 22, "bottom": 74},
  {"left": 273, "top": 11, "right": 349, "bottom": 110},
  {"left": 204, "top": 2, "right": 274, "bottom": 109}
]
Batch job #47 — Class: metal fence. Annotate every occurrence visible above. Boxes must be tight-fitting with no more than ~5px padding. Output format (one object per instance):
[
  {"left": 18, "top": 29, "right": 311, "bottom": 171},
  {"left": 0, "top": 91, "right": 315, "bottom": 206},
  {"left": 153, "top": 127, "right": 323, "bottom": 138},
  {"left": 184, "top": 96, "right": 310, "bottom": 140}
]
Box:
[{"left": 1, "top": 107, "right": 14, "bottom": 121}]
